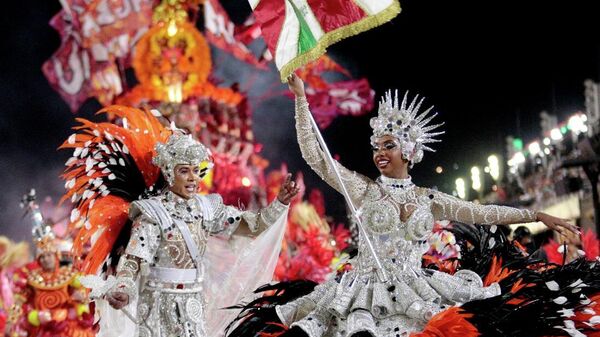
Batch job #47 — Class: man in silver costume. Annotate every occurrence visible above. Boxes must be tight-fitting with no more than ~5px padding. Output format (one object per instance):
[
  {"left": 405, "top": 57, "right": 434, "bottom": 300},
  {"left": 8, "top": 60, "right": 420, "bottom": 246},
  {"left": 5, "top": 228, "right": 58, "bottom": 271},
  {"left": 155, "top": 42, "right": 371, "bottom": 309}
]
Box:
[
  {"left": 105, "top": 133, "right": 299, "bottom": 337},
  {"left": 277, "top": 74, "right": 579, "bottom": 337}
]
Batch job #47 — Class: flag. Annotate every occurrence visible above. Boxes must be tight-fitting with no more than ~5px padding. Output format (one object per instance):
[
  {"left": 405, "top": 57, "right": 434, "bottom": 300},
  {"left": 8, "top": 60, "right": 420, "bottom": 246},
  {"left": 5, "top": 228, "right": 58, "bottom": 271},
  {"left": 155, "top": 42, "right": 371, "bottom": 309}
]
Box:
[{"left": 248, "top": 0, "right": 401, "bottom": 81}]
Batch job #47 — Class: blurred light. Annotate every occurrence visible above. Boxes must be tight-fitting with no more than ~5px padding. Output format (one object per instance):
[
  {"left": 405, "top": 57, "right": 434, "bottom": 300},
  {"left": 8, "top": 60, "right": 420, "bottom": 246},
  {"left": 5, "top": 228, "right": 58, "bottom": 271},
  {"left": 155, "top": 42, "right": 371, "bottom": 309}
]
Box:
[
  {"left": 508, "top": 152, "right": 526, "bottom": 167},
  {"left": 484, "top": 166, "right": 490, "bottom": 173},
  {"left": 492, "top": 184, "right": 498, "bottom": 191},
  {"left": 568, "top": 114, "right": 587, "bottom": 134},
  {"left": 582, "top": 125, "right": 588, "bottom": 133},
  {"left": 528, "top": 142, "right": 541, "bottom": 156},
  {"left": 582, "top": 114, "right": 588, "bottom": 122},
  {"left": 550, "top": 128, "right": 563, "bottom": 140},
  {"left": 241, "top": 177, "right": 251, "bottom": 187},
  {"left": 456, "top": 178, "right": 466, "bottom": 199},
  {"left": 487, "top": 155, "right": 500, "bottom": 180},
  {"left": 512, "top": 138, "right": 523, "bottom": 151},
  {"left": 435, "top": 166, "right": 443, "bottom": 174},
  {"left": 167, "top": 82, "right": 183, "bottom": 103},
  {"left": 543, "top": 137, "right": 551, "bottom": 146},
  {"left": 167, "top": 20, "right": 178, "bottom": 37},
  {"left": 560, "top": 126, "right": 568, "bottom": 134},
  {"left": 471, "top": 166, "right": 482, "bottom": 192},
  {"left": 544, "top": 148, "right": 551, "bottom": 155}
]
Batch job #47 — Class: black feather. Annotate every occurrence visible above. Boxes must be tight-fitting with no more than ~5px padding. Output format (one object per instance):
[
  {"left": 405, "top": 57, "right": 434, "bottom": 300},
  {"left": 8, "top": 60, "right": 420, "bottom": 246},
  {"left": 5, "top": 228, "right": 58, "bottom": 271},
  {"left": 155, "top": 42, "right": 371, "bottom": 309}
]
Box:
[
  {"left": 225, "top": 280, "right": 316, "bottom": 337},
  {"left": 447, "top": 223, "right": 600, "bottom": 336}
]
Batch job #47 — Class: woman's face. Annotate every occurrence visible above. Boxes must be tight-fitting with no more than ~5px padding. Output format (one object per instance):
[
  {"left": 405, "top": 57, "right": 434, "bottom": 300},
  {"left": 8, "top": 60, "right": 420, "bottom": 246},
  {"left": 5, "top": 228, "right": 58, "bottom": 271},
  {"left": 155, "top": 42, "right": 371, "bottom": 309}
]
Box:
[
  {"left": 372, "top": 135, "right": 408, "bottom": 178},
  {"left": 170, "top": 164, "right": 201, "bottom": 199}
]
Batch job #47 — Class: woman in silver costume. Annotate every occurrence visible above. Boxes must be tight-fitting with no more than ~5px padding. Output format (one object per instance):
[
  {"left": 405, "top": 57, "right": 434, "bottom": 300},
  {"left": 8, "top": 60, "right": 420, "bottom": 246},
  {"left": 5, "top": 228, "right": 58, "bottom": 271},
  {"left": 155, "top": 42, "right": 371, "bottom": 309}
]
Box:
[{"left": 240, "top": 74, "right": 580, "bottom": 337}]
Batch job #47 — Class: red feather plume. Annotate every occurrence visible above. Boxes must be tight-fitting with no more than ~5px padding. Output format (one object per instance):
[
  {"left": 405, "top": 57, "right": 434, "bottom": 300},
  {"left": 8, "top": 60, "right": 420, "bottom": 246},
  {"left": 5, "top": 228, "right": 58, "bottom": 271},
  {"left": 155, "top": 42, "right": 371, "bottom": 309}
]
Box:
[{"left": 60, "top": 105, "right": 170, "bottom": 274}]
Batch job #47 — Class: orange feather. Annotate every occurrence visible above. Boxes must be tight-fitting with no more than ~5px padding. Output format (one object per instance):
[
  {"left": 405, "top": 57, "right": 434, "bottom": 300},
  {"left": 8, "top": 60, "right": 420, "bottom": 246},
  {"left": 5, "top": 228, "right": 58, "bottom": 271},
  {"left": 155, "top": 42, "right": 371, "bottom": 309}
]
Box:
[{"left": 61, "top": 105, "right": 171, "bottom": 274}]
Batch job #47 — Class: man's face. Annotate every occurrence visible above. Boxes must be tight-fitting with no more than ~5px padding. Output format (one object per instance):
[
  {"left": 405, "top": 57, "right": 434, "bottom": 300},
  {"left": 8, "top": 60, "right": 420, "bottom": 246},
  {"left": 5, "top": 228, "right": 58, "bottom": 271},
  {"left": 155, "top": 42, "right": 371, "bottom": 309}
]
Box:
[{"left": 169, "top": 164, "right": 201, "bottom": 199}]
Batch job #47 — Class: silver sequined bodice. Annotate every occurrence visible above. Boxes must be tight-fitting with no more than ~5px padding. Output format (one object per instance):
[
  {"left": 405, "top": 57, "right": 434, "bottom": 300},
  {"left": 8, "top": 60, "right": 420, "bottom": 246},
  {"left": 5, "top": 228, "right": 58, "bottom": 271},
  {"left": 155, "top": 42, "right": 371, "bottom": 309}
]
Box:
[{"left": 355, "top": 177, "right": 441, "bottom": 277}]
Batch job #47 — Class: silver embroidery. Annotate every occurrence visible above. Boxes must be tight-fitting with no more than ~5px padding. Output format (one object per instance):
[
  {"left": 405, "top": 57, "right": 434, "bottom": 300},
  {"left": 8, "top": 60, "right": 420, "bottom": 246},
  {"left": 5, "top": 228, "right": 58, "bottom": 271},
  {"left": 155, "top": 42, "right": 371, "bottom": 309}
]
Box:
[
  {"left": 113, "top": 188, "right": 288, "bottom": 336},
  {"left": 280, "top": 97, "right": 538, "bottom": 336}
]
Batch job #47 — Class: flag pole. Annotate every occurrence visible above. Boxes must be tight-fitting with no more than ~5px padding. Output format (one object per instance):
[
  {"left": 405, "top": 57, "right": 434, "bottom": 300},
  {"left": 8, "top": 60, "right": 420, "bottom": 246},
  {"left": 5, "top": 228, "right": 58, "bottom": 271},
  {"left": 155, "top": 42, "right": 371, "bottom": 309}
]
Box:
[{"left": 306, "top": 109, "right": 389, "bottom": 283}]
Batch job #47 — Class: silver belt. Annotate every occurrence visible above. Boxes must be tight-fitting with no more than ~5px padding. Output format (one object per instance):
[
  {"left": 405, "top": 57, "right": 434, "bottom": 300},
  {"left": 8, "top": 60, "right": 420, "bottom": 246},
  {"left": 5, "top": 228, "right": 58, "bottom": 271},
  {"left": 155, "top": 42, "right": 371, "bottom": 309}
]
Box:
[{"left": 148, "top": 267, "right": 201, "bottom": 284}]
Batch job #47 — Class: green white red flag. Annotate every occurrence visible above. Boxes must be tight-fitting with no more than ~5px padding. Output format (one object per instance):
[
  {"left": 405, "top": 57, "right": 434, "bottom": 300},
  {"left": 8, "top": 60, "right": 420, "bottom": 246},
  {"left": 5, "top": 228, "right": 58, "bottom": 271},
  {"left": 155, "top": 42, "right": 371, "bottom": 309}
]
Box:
[{"left": 248, "top": 0, "right": 401, "bottom": 81}]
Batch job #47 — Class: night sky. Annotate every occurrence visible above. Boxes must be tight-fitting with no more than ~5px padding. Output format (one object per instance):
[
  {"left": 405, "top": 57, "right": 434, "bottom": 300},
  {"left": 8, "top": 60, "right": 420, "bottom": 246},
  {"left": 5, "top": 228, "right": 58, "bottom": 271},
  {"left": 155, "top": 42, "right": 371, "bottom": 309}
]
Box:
[{"left": 1, "top": 0, "right": 599, "bottom": 239}]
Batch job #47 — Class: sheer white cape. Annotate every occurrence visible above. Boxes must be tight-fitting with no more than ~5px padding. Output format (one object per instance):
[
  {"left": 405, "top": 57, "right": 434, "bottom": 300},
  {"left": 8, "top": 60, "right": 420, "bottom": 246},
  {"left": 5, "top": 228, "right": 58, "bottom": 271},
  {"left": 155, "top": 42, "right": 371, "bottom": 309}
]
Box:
[{"left": 205, "top": 209, "right": 288, "bottom": 336}]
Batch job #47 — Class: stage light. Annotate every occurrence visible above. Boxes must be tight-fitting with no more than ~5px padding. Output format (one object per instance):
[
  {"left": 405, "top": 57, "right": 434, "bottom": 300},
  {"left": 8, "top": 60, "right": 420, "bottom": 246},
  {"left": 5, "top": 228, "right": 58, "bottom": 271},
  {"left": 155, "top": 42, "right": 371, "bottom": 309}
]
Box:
[
  {"left": 471, "top": 166, "right": 481, "bottom": 192},
  {"left": 509, "top": 152, "right": 525, "bottom": 167},
  {"left": 568, "top": 114, "right": 587, "bottom": 134},
  {"left": 550, "top": 128, "right": 562, "bottom": 141},
  {"left": 528, "top": 142, "right": 541, "bottom": 156},
  {"left": 456, "top": 178, "right": 466, "bottom": 199},
  {"left": 487, "top": 155, "right": 500, "bottom": 181}
]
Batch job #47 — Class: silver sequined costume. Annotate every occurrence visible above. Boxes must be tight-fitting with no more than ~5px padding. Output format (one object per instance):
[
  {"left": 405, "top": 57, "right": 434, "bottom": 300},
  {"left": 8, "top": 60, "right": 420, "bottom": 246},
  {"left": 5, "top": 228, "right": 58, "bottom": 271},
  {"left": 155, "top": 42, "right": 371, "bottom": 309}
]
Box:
[
  {"left": 277, "top": 96, "right": 537, "bottom": 337},
  {"left": 113, "top": 190, "right": 288, "bottom": 337}
]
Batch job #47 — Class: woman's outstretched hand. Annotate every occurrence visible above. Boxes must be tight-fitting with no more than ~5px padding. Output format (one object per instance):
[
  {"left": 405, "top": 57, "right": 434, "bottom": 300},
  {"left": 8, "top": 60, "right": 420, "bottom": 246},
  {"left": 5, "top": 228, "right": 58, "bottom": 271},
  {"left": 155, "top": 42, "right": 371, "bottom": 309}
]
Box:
[
  {"left": 287, "top": 73, "right": 305, "bottom": 97},
  {"left": 536, "top": 212, "right": 580, "bottom": 236}
]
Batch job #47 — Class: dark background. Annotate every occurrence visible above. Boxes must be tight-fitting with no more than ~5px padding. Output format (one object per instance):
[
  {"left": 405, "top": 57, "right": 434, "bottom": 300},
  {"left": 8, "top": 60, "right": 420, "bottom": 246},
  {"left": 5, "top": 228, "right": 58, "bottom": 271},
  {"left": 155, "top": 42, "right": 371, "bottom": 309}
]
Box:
[{"left": 1, "top": 0, "right": 599, "bottom": 239}]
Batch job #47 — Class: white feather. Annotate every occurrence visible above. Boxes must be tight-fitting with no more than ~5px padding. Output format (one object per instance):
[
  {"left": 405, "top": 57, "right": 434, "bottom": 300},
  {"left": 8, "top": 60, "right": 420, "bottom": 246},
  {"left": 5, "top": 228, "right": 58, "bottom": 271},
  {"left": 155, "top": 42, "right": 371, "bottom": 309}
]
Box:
[{"left": 546, "top": 281, "right": 560, "bottom": 291}]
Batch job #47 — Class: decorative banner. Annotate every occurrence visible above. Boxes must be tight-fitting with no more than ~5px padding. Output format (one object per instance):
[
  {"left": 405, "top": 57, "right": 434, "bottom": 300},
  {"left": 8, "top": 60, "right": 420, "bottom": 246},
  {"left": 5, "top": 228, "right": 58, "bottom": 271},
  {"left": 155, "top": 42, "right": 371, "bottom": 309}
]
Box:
[
  {"left": 295, "top": 55, "right": 375, "bottom": 128},
  {"left": 43, "top": 0, "right": 153, "bottom": 111},
  {"left": 75, "top": 0, "right": 154, "bottom": 61},
  {"left": 248, "top": 0, "right": 401, "bottom": 81},
  {"left": 204, "top": 0, "right": 267, "bottom": 69},
  {"left": 42, "top": 33, "right": 92, "bottom": 112},
  {"left": 90, "top": 62, "right": 123, "bottom": 106}
]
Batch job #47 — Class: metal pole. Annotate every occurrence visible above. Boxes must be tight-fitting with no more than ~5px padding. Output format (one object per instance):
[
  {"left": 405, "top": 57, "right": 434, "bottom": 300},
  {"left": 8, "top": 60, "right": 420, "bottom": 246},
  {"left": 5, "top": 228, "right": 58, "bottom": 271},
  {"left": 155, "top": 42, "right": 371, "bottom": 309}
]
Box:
[{"left": 306, "top": 112, "right": 389, "bottom": 282}]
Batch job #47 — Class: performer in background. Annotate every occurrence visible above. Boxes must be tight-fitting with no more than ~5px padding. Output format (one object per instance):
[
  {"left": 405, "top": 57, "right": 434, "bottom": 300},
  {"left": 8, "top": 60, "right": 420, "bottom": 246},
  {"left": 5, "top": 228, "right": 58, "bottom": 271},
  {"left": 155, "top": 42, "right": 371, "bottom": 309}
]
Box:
[
  {"left": 7, "top": 235, "right": 93, "bottom": 337},
  {"left": 227, "top": 75, "right": 599, "bottom": 337},
  {"left": 0, "top": 237, "right": 30, "bottom": 334}
]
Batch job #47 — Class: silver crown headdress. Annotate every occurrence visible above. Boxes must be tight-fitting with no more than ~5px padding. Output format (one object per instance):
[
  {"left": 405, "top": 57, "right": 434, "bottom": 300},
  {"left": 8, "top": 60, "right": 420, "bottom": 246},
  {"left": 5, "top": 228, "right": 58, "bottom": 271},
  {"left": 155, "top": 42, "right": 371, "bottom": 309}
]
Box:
[
  {"left": 153, "top": 133, "right": 212, "bottom": 185},
  {"left": 20, "top": 189, "right": 57, "bottom": 255},
  {"left": 370, "top": 91, "right": 444, "bottom": 165}
]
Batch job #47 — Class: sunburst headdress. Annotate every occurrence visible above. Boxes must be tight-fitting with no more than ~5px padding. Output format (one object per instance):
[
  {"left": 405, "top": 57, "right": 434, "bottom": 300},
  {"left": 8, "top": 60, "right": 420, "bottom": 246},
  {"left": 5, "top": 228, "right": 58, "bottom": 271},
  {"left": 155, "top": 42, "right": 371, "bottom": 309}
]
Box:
[{"left": 370, "top": 91, "right": 444, "bottom": 165}]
